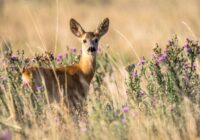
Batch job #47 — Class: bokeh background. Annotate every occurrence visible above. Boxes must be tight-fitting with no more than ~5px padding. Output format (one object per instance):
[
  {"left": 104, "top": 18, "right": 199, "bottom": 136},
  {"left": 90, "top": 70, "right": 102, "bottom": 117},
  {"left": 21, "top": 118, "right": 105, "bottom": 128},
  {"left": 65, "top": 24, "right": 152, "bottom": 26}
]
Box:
[{"left": 0, "top": 0, "right": 200, "bottom": 63}]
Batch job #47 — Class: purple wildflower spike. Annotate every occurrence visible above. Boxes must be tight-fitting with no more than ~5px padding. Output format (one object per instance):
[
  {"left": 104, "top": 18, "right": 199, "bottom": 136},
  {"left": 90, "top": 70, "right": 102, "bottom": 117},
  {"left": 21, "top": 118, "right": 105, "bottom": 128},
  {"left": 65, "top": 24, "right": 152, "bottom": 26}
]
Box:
[
  {"left": 71, "top": 48, "right": 77, "bottom": 53},
  {"left": 184, "top": 44, "right": 191, "bottom": 53},
  {"left": 157, "top": 53, "right": 168, "bottom": 63},
  {"left": 132, "top": 70, "right": 138, "bottom": 78},
  {"left": 0, "top": 130, "right": 11, "bottom": 140},
  {"left": 139, "top": 57, "right": 145, "bottom": 65},
  {"left": 55, "top": 53, "right": 63, "bottom": 61},
  {"left": 121, "top": 106, "right": 129, "bottom": 113}
]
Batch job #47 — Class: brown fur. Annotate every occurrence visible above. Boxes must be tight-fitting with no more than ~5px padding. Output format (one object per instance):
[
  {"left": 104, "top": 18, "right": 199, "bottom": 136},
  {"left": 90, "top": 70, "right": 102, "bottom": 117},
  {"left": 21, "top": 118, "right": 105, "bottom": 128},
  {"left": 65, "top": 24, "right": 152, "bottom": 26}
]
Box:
[
  {"left": 22, "top": 55, "right": 95, "bottom": 111},
  {"left": 22, "top": 18, "right": 109, "bottom": 115}
]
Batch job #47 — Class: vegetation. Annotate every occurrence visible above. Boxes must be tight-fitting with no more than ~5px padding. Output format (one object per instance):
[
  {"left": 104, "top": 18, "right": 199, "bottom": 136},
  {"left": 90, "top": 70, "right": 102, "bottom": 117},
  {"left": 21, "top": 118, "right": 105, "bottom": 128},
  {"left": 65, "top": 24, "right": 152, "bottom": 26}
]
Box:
[{"left": 0, "top": 37, "right": 200, "bottom": 140}]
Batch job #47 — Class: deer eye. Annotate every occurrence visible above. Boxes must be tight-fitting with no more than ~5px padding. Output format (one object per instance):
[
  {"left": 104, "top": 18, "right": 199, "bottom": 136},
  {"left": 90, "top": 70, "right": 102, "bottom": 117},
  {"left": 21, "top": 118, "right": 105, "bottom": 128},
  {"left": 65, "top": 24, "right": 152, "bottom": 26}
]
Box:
[
  {"left": 83, "top": 40, "right": 87, "bottom": 43},
  {"left": 94, "top": 38, "right": 98, "bottom": 43}
]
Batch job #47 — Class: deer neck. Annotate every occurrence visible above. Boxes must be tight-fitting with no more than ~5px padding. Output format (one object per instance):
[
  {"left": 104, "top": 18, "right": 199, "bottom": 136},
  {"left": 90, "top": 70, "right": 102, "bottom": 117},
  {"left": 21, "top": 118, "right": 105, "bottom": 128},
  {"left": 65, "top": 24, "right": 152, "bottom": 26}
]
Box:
[{"left": 79, "top": 51, "right": 96, "bottom": 83}]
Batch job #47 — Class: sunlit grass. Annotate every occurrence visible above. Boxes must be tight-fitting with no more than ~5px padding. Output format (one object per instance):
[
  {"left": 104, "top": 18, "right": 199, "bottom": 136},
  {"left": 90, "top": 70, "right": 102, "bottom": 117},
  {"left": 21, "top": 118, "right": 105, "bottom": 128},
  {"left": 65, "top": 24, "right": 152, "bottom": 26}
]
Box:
[{"left": 0, "top": 37, "right": 200, "bottom": 140}]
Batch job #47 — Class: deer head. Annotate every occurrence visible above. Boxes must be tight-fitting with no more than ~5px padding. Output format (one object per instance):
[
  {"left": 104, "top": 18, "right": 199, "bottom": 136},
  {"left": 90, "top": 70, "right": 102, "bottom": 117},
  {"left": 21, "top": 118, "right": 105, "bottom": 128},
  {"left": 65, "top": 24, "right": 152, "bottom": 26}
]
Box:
[{"left": 70, "top": 18, "right": 109, "bottom": 56}]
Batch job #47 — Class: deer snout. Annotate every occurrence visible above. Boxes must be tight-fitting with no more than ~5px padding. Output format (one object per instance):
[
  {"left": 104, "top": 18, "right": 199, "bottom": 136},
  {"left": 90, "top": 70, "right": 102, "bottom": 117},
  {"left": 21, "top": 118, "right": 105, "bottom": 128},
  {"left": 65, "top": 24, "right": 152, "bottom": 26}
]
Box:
[{"left": 88, "top": 46, "right": 96, "bottom": 52}]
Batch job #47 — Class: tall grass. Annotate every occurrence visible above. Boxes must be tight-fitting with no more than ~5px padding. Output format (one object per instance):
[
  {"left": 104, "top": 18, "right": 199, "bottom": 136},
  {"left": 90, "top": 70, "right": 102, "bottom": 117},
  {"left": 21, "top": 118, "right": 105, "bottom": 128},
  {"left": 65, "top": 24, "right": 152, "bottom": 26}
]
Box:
[{"left": 0, "top": 37, "right": 200, "bottom": 140}]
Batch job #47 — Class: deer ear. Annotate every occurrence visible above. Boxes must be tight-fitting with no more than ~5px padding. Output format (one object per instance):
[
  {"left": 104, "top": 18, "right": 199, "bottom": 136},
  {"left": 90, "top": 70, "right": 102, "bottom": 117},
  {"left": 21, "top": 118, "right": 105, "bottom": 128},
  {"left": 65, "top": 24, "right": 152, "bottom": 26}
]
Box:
[
  {"left": 96, "top": 18, "right": 109, "bottom": 37},
  {"left": 70, "top": 18, "right": 85, "bottom": 38}
]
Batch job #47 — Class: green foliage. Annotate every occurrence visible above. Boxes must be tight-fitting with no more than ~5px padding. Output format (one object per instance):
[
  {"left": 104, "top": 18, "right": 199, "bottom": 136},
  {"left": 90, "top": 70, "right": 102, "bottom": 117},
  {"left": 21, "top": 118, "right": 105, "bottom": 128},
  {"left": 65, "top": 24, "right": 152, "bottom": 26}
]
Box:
[{"left": 126, "top": 37, "right": 200, "bottom": 108}]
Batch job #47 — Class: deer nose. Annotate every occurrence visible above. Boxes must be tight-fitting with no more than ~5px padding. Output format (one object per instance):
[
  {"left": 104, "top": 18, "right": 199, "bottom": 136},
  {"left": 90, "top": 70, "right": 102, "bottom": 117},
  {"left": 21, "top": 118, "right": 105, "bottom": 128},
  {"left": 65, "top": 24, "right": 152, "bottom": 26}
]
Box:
[{"left": 88, "top": 47, "right": 96, "bottom": 52}]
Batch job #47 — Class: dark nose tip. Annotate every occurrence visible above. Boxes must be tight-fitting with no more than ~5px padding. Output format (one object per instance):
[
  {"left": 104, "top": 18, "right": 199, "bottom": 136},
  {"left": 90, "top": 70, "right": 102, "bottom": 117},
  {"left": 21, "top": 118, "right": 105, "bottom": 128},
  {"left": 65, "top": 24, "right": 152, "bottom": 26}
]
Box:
[{"left": 88, "top": 47, "right": 96, "bottom": 52}]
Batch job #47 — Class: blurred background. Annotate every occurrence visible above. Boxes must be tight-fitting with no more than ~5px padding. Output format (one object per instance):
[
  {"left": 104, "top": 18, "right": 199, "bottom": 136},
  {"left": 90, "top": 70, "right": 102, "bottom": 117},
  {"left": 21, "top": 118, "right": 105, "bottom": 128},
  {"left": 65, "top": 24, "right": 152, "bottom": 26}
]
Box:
[{"left": 0, "top": 0, "right": 200, "bottom": 63}]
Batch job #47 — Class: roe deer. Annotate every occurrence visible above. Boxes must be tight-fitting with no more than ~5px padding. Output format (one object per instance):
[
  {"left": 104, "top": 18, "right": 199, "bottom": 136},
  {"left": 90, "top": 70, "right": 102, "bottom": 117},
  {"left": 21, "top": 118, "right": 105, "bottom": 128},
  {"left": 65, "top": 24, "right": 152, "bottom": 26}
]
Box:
[{"left": 22, "top": 18, "right": 109, "bottom": 114}]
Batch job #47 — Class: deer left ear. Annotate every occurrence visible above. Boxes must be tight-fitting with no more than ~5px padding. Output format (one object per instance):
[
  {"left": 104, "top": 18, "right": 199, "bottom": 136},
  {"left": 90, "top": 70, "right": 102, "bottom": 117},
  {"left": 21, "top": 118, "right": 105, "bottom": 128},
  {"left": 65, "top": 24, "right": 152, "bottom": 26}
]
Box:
[
  {"left": 96, "top": 18, "right": 109, "bottom": 37},
  {"left": 70, "top": 18, "right": 85, "bottom": 38}
]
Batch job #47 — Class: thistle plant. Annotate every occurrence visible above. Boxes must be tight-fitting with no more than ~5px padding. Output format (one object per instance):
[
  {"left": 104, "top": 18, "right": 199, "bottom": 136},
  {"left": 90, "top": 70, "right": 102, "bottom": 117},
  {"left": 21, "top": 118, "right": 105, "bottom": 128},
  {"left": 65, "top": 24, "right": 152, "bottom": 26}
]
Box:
[{"left": 126, "top": 36, "right": 200, "bottom": 111}]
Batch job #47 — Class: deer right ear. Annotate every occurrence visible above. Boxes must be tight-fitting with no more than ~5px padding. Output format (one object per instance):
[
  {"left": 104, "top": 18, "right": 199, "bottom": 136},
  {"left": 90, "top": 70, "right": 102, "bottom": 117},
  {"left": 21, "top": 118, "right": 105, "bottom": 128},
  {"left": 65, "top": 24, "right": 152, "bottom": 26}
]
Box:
[
  {"left": 70, "top": 18, "right": 85, "bottom": 38},
  {"left": 96, "top": 18, "right": 109, "bottom": 37}
]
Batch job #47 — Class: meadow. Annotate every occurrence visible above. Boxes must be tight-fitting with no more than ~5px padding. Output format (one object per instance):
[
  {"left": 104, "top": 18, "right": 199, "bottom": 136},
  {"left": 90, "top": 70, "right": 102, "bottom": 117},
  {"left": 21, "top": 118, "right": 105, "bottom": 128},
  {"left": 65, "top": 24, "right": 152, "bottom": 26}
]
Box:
[{"left": 0, "top": 0, "right": 200, "bottom": 140}]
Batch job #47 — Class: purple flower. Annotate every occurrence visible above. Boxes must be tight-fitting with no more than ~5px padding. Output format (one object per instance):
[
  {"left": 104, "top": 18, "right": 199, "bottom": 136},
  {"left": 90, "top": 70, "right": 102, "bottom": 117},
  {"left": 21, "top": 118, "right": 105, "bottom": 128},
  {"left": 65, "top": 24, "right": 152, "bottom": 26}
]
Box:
[
  {"left": 132, "top": 70, "right": 138, "bottom": 78},
  {"left": 157, "top": 53, "right": 168, "bottom": 63},
  {"left": 139, "top": 57, "right": 145, "bottom": 65},
  {"left": 71, "top": 48, "right": 77, "bottom": 53},
  {"left": 0, "top": 130, "right": 11, "bottom": 140},
  {"left": 197, "top": 49, "right": 200, "bottom": 55},
  {"left": 36, "top": 86, "right": 44, "bottom": 92},
  {"left": 11, "top": 55, "right": 18, "bottom": 61},
  {"left": 139, "top": 90, "right": 145, "bottom": 96},
  {"left": 184, "top": 63, "right": 189, "bottom": 69},
  {"left": 121, "top": 106, "right": 129, "bottom": 113},
  {"left": 184, "top": 44, "right": 191, "bottom": 53},
  {"left": 55, "top": 53, "right": 63, "bottom": 61}
]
